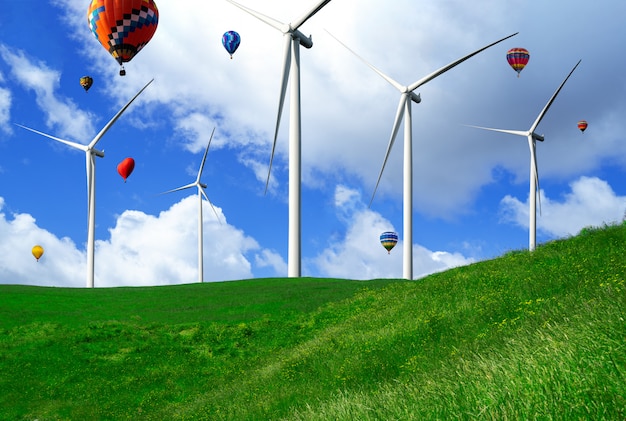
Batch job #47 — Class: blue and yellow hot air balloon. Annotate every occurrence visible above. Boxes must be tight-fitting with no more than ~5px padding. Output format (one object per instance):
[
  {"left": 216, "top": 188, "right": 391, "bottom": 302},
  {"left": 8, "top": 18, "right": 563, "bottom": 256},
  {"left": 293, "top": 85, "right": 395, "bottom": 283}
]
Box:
[
  {"left": 222, "top": 30, "right": 241, "bottom": 59},
  {"left": 380, "top": 231, "right": 398, "bottom": 254}
]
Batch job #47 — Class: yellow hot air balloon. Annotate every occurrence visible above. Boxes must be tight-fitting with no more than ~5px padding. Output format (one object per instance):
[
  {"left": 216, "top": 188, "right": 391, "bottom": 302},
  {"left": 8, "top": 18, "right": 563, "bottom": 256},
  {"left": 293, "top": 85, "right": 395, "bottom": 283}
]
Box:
[
  {"left": 32, "top": 245, "right": 44, "bottom": 262},
  {"left": 80, "top": 76, "right": 94, "bottom": 92}
]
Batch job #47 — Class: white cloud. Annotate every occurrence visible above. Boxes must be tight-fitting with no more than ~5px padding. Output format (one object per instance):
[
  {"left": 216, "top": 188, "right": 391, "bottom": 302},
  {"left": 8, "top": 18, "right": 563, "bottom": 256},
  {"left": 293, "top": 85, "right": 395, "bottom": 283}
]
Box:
[
  {"left": 0, "top": 83, "right": 11, "bottom": 134},
  {"left": 95, "top": 196, "right": 264, "bottom": 286},
  {"left": 500, "top": 176, "right": 626, "bottom": 238},
  {"left": 0, "top": 197, "right": 84, "bottom": 287},
  {"left": 254, "top": 249, "right": 288, "bottom": 275},
  {"left": 0, "top": 195, "right": 285, "bottom": 287},
  {"left": 45, "top": 0, "right": 626, "bottom": 219},
  {"left": 0, "top": 45, "right": 96, "bottom": 141},
  {"left": 311, "top": 185, "right": 474, "bottom": 280}
]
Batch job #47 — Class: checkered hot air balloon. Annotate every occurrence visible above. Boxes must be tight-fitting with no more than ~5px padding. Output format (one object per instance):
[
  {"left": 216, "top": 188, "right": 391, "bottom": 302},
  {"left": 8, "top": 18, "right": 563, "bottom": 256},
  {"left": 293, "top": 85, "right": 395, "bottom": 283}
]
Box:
[{"left": 87, "top": 0, "right": 159, "bottom": 76}]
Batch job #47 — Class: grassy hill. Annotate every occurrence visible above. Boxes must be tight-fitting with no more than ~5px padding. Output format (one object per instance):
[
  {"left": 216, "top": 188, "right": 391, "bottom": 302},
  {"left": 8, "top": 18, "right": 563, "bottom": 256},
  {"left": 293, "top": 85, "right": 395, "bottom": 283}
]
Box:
[{"left": 1, "top": 223, "right": 625, "bottom": 420}]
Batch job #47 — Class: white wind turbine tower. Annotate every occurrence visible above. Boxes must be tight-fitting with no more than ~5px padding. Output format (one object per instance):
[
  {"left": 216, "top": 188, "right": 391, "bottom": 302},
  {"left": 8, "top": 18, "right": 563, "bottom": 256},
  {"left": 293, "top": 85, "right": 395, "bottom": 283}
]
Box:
[
  {"left": 468, "top": 60, "right": 581, "bottom": 252},
  {"left": 329, "top": 32, "right": 518, "bottom": 280},
  {"left": 16, "top": 79, "right": 154, "bottom": 288},
  {"left": 226, "top": 0, "right": 334, "bottom": 278},
  {"left": 161, "top": 128, "right": 221, "bottom": 284}
]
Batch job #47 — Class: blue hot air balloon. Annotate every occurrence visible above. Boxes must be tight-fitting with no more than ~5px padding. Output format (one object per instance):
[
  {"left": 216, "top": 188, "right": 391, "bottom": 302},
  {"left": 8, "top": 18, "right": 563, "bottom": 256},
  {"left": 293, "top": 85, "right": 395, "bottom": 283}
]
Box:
[
  {"left": 380, "top": 231, "right": 398, "bottom": 254},
  {"left": 222, "top": 31, "right": 241, "bottom": 59}
]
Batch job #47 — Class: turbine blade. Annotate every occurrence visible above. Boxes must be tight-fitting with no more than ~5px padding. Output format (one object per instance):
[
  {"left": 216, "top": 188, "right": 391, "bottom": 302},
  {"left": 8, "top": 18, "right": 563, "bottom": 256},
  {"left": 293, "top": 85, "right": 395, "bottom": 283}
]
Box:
[
  {"left": 408, "top": 32, "right": 518, "bottom": 92},
  {"left": 225, "top": 0, "right": 284, "bottom": 32},
  {"left": 465, "top": 124, "right": 528, "bottom": 137},
  {"left": 200, "top": 187, "right": 222, "bottom": 224},
  {"left": 370, "top": 95, "right": 407, "bottom": 206},
  {"left": 89, "top": 79, "right": 154, "bottom": 148},
  {"left": 15, "top": 124, "right": 88, "bottom": 151},
  {"left": 197, "top": 127, "right": 216, "bottom": 182},
  {"left": 160, "top": 183, "right": 195, "bottom": 195},
  {"left": 529, "top": 138, "right": 542, "bottom": 216},
  {"left": 529, "top": 60, "right": 581, "bottom": 133},
  {"left": 292, "top": 0, "right": 332, "bottom": 31},
  {"left": 326, "top": 30, "right": 404, "bottom": 92},
  {"left": 265, "top": 35, "right": 292, "bottom": 194}
]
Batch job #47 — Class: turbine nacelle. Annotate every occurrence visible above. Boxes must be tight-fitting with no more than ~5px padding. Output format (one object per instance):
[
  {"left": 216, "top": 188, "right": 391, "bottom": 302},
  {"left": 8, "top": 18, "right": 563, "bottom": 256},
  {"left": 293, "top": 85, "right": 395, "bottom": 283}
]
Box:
[
  {"left": 532, "top": 133, "right": 545, "bottom": 142},
  {"left": 292, "top": 29, "right": 313, "bottom": 48},
  {"left": 401, "top": 90, "right": 421, "bottom": 104},
  {"left": 92, "top": 149, "right": 105, "bottom": 158}
]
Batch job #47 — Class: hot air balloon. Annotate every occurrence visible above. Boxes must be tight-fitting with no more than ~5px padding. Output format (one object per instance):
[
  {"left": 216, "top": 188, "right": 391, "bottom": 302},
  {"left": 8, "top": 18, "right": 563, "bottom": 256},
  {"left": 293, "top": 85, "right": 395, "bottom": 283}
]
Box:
[
  {"left": 117, "top": 157, "right": 135, "bottom": 182},
  {"left": 80, "top": 76, "right": 93, "bottom": 92},
  {"left": 577, "top": 120, "right": 588, "bottom": 133},
  {"left": 87, "top": 0, "right": 159, "bottom": 76},
  {"left": 32, "top": 245, "right": 44, "bottom": 262},
  {"left": 380, "top": 231, "right": 398, "bottom": 254},
  {"left": 506, "top": 48, "right": 530, "bottom": 77},
  {"left": 222, "top": 31, "right": 241, "bottom": 59}
]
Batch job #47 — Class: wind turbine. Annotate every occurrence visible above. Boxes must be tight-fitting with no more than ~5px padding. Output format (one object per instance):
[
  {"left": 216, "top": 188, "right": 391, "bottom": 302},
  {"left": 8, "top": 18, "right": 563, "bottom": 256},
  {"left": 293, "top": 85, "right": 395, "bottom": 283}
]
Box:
[
  {"left": 329, "top": 32, "right": 518, "bottom": 280},
  {"left": 161, "top": 128, "right": 221, "bottom": 284},
  {"left": 16, "top": 79, "right": 154, "bottom": 288},
  {"left": 467, "top": 60, "right": 581, "bottom": 252},
  {"left": 226, "top": 0, "right": 334, "bottom": 278}
]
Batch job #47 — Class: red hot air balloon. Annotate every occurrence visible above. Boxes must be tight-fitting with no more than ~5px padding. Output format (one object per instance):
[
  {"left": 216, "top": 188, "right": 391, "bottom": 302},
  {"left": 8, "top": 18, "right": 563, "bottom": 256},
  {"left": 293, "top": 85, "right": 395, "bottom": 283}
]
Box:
[
  {"left": 117, "top": 157, "right": 135, "bottom": 182},
  {"left": 506, "top": 48, "right": 530, "bottom": 77},
  {"left": 87, "top": 0, "right": 159, "bottom": 76},
  {"left": 577, "top": 120, "right": 588, "bottom": 133}
]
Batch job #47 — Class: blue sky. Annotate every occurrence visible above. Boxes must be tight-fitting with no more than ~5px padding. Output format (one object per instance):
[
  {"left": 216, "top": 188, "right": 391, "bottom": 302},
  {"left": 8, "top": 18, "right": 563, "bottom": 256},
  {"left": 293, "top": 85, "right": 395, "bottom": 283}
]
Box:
[{"left": 1, "top": 0, "right": 625, "bottom": 287}]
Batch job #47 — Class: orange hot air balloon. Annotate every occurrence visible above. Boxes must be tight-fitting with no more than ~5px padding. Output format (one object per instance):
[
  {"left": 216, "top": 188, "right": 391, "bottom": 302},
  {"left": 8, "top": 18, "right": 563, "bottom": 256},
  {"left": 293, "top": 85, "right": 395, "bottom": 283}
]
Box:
[
  {"left": 87, "top": 0, "right": 159, "bottom": 76},
  {"left": 117, "top": 157, "right": 135, "bottom": 182},
  {"left": 577, "top": 120, "right": 588, "bottom": 133},
  {"left": 32, "top": 245, "right": 44, "bottom": 261}
]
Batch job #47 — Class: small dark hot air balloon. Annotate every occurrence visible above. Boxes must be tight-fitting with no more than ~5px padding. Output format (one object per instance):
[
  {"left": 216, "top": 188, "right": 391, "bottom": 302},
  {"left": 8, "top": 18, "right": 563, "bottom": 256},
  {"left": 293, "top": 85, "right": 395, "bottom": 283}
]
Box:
[
  {"left": 577, "top": 120, "right": 588, "bottom": 133},
  {"left": 32, "top": 245, "right": 44, "bottom": 262},
  {"left": 380, "top": 231, "right": 398, "bottom": 254},
  {"left": 506, "top": 48, "right": 529, "bottom": 77},
  {"left": 80, "top": 76, "right": 93, "bottom": 92},
  {"left": 117, "top": 157, "right": 135, "bottom": 182},
  {"left": 222, "top": 31, "right": 241, "bottom": 59},
  {"left": 87, "top": 0, "right": 159, "bottom": 76}
]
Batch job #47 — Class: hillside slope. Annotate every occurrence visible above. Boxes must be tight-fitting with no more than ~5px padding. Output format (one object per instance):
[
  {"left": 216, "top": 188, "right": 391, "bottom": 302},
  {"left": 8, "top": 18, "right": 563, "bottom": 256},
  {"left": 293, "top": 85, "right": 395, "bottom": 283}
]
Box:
[{"left": 0, "top": 223, "right": 624, "bottom": 420}]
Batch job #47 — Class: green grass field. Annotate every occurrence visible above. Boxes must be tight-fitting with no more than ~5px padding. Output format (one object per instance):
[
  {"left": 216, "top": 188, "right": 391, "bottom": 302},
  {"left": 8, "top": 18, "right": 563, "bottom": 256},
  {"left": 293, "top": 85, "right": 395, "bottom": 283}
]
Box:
[{"left": 1, "top": 223, "right": 625, "bottom": 420}]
